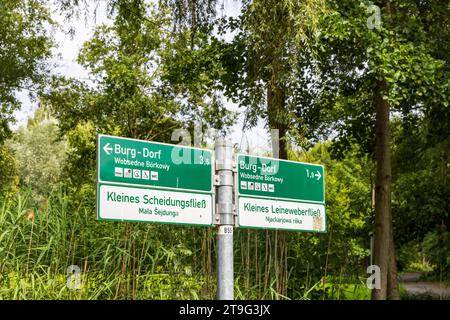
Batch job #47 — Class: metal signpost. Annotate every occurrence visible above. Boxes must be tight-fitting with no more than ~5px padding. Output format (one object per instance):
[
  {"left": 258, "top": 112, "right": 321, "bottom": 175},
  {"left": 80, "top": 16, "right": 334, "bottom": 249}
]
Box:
[
  {"left": 215, "top": 139, "right": 234, "bottom": 300},
  {"left": 96, "top": 134, "right": 326, "bottom": 300}
]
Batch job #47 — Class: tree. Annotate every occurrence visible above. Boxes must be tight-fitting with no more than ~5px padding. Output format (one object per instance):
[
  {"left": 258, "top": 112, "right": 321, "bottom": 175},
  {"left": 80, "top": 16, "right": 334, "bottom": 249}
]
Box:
[
  {"left": 7, "top": 105, "right": 67, "bottom": 199},
  {"left": 0, "top": 0, "right": 54, "bottom": 143},
  {"left": 44, "top": 0, "right": 238, "bottom": 209},
  {"left": 163, "top": 0, "right": 332, "bottom": 297},
  {"left": 48, "top": 2, "right": 180, "bottom": 140},
  {"left": 316, "top": 0, "right": 448, "bottom": 299},
  {"left": 42, "top": 1, "right": 181, "bottom": 209},
  {"left": 391, "top": 116, "right": 449, "bottom": 245},
  {"left": 160, "top": 26, "right": 236, "bottom": 133}
]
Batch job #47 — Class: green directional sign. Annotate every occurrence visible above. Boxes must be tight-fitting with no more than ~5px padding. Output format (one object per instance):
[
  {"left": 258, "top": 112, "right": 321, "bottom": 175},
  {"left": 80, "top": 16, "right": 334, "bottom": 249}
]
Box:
[
  {"left": 98, "top": 134, "right": 213, "bottom": 192},
  {"left": 237, "top": 154, "right": 324, "bottom": 202},
  {"left": 237, "top": 154, "right": 326, "bottom": 232},
  {"left": 96, "top": 134, "right": 213, "bottom": 226}
]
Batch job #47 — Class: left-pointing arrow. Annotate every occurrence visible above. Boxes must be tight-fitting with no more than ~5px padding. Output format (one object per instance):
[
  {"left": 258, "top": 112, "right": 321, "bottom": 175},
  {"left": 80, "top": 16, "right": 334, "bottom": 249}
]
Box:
[{"left": 103, "top": 143, "right": 113, "bottom": 155}]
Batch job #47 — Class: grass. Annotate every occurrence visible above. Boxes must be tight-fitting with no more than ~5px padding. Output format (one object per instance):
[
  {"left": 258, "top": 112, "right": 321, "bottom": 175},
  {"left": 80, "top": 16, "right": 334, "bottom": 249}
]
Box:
[
  {"left": 0, "top": 190, "right": 210, "bottom": 299},
  {"left": 2, "top": 189, "right": 425, "bottom": 300},
  {"left": 320, "top": 276, "right": 371, "bottom": 300}
]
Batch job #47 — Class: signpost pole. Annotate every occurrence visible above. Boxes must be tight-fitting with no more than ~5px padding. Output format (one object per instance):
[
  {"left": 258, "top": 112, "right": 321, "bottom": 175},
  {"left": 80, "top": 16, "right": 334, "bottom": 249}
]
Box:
[{"left": 215, "top": 139, "right": 234, "bottom": 300}]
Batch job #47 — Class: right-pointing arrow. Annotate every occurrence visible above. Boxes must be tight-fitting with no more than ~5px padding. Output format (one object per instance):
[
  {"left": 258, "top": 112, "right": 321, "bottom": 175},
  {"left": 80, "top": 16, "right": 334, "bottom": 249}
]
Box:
[
  {"left": 315, "top": 171, "right": 322, "bottom": 180},
  {"left": 103, "top": 143, "right": 113, "bottom": 155}
]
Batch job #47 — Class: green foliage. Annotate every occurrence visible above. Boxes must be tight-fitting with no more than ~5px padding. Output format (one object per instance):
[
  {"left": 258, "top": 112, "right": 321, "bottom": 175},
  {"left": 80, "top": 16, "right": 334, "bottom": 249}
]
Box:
[
  {"left": 46, "top": 3, "right": 180, "bottom": 141},
  {"left": 391, "top": 117, "right": 449, "bottom": 245},
  {"left": 162, "top": 0, "right": 217, "bottom": 33},
  {"left": 43, "top": 3, "right": 179, "bottom": 207},
  {"left": 397, "top": 241, "right": 433, "bottom": 272},
  {"left": 422, "top": 227, "right": 450, "bottom": 277},
  {"left": 317, "top": 0, "right": 448, "bottom": 157},
  {"left": 212, "top": 0, "right": 329, "bottom": 146},
  {"left": 0, "top": 141, "right": 380, "bottom": 300},
  {"left": 160, "top": 29, "right": 236, "bottom": 132},
  {"left": 0, "top": 189, "right": 214, "bottom": 299},
  {"left": 44, "top": 2, "right": 239, "bottom": 205},
  {"left": 0, "top": 0, "right": 54, "bottom": 143},
  {"left": 231, "top": 142, "right": 374, "bottom": 299},
  {"left": 309, "top": 276, "right": 370, "bottom": 300},
  {"left": 1, "top": 0, "right": 448, "bottom": 300},
  {"left": 7, "top": 107, "right": 67, "bottom": 200},
  {"left": 60, "top": 120, "right": 97, "bottom": 209},
  {"left": 0, "top": 145, "right": 19, "bottom": 196},
  {"left": 293, "top": 143, "right": 372, "bottom": 280}
]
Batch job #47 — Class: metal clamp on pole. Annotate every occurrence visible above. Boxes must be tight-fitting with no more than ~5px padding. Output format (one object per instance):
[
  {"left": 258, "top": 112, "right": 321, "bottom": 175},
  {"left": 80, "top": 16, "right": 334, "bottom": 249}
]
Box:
[{"left": 215, "top": 139, "right": 234, "bottom": 300}]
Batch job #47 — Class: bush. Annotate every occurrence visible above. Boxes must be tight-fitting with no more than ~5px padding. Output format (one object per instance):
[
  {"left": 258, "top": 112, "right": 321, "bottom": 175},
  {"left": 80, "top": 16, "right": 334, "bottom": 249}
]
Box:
[
  {"left": 422, "top": 227, "right": 450, "bottom": 276},
  {"left": 397, "top": 241, "right": 433, "bottom": 272},
  {"left": 7, "top": 110, "right": 67, "bottom": 200},
  {"left": 0, "top": 145, "right": 19, "bottom": 196}
]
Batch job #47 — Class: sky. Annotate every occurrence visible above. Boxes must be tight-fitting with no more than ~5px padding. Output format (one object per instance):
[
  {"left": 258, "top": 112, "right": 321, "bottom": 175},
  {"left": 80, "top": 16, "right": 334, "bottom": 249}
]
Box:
[{"left": 14, "top": 0, "right": 272, "bottom": 155}]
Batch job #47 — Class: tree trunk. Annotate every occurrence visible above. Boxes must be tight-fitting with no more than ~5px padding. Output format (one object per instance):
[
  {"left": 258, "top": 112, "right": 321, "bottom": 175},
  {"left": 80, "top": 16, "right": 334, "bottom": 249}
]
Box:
[
  {"left": 387, "top": 228, "right": 400, "bottom": 299},
  {"left": 371, "top": 79, "right": 392, "bottom": 300},
  {"left": 378, "top": 0, "right": 400, "bottom": 300}
]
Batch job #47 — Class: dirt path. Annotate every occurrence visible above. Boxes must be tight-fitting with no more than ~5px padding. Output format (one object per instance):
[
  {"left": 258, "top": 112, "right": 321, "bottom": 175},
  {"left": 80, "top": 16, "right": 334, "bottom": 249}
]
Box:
[{"left": 400, "top": 272, "right": 450, "bottom": 300}]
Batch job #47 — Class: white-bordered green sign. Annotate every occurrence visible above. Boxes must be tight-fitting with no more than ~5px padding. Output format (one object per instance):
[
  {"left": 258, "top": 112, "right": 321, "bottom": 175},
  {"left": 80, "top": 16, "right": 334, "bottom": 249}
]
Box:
[
  {"left": 236, "top": 154, "right": 326, "bottom": 232},
  {"left": 97, "top": 183, "right": 213, "bottom": 226},
  {"left": 96, "top": 134, "right": 214, "bottom": 226}
]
